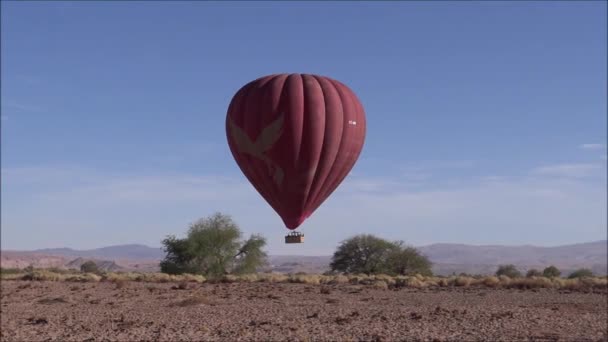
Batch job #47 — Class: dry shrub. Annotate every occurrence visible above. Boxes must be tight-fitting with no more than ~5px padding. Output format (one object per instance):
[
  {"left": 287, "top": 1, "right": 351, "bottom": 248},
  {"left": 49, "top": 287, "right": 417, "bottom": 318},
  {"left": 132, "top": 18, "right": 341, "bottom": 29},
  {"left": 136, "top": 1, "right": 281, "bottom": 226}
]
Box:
[
  {"left": 406, "top": 277, "right": 427, "bottom": 289},
  {"left": 589, "top": 277, "right": 608, "bottom": 289},
  {"left": 23, "top": 270, "right": 66, "bottom": 282},
  {"left": 424, "top": 278, "right": 439, "bottom": 287},
  {"left": 506, "top": 277, "right": 553, "bottom": 289},
  {"left": 258, "top": 273, "right": 289, "bottom": 283},
  {"left": 289, "top": 274, "right": 321, "bottom": 284},
  {"left": 65, "top": 273, "right": 101, "bottom": 283},
  {"left": 347, "top": 274, "right": 370, "bottom": 285},
  {"left": 454, "top": 276, "right": 473, "bottom": 287},
  {"left": 394, "top": 276, "right": 426, "bottom": 288},
  {"left": 482, "top": 276, "right": 500, "bottom": 288},
  {"left": 373, "top": 274, "right": 396, "bottom": 286},
  {"left": 498, "top": 275, "right": 511, "bottom": 286},
  {"left": 561, "top": 279, "right": 582, "bottom": 291},
  {"left": 103, "top": 272, "right": 140, "bottom": 282},
  {"left": 178, "top": 273, "right": 206, "bottom": 283},
  {"left": 551, "top": 278, "right": 566, "bottom": 288},
  {"left": 144, "top": 273, "right": 172, "bottom": 283},
  {"left": 328, "top": 275, "right": 349, "bottom": 285},
  {"left": 371, "top": 280, "right": 389, "bottom": 290},
  {"left": 220, "top": 275, "right": 239, "bottom": 283},
  {"left": 437, "top": 277, "right": 451, "bottom": 287},
  {"left": 1, "top": 273, "right": 25, "bottom": 281},
  {"left": 237, "top": 274, "right": 259, "bottom": 283}
]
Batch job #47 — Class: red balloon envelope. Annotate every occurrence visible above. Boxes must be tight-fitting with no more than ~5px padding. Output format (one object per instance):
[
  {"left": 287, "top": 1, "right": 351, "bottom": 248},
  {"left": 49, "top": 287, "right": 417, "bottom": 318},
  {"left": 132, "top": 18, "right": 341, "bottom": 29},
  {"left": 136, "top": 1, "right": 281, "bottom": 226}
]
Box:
[{"left": 225, "top": 73, "right": 366, "bottom": 230}]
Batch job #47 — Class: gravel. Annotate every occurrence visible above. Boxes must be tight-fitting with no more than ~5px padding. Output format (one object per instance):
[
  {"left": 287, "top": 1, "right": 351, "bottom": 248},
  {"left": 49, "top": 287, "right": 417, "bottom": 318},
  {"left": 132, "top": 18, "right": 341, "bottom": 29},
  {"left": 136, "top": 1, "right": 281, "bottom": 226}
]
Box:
[{"left": 1, "top": 281, "right": 606, "bottom": 341}]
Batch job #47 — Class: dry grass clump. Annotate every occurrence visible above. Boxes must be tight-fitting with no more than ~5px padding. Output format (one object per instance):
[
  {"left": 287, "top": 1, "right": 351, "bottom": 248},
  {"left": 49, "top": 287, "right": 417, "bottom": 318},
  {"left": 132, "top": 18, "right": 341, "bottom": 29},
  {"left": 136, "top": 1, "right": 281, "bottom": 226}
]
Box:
[
  {"left": 454, "top": 276, "right": 474, "bottom": 287},
  {"left": 65, "top": 273, "right": 101, "bottom": 282},
  {"left": 346, "top": 274, "right": 371, "bottom": 285},
  {"left": 371, "top": 280, "right": 389, "bottom": 290},
  {"left": 574, "top": 276, "right": 608, "bottom": 290},
  {"left": 505, "top": 277, "right": 554, "bottom": 289},
  {"left": 327, "top": 275, "right": 349, "bottom": 285},
  {"left": 1, "top": 272, "right": 25, "bottom": 280},
  {"left": 101, "top": 272, "right": 140, "bottom": 282},
  {"left": 178, "top": 273, "right": 206, "bottom": 283},
  {"left": 4, "top": 267, "right": 606, "bottom": 292},
  {"left": 219, "top": 274, "right": 239, "bottom": 283},
  {"left": 257, "top": 273, "right": 289, "bottom": 283},
  {"left": 482, "top": 276, "right": 500, "bottom": 288},
  {"left": 142, "top": 273, "right": 173, "bottom": 283},
  {"left": 393, "top": 276, "right": 426, "bottom": 288},
  {"left": 373, "top": 274, "right": 396, "bottom": 286},
  {"left": 22, "top": 270, "right": 67, "bottom": 282},
  {"left": 288, "top": 274, "right": 321, "bottom": 284}
]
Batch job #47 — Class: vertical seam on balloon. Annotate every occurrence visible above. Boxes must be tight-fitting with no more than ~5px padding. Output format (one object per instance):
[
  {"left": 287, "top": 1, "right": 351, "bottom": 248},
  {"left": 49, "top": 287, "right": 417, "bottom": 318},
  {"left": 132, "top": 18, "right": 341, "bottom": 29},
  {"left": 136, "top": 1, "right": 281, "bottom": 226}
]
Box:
[
  {"left": 303, "top": 75, "right": 342, "bottom": 215},
  {"left": 299, "top": 74, "right": 326, "bottom": 215},
  {"left": 294, "top": 73, "right": 304, "bottom": 171},
  {"left": 307, "top": 78, "right": 349, "bottom": 213}
]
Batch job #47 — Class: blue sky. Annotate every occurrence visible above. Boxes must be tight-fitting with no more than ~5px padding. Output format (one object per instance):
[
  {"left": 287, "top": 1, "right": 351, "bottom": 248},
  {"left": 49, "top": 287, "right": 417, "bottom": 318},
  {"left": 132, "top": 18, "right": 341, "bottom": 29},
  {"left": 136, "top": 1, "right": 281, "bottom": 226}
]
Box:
[{"left": 2, "top": 1, "right": 606, "bottom": 255}]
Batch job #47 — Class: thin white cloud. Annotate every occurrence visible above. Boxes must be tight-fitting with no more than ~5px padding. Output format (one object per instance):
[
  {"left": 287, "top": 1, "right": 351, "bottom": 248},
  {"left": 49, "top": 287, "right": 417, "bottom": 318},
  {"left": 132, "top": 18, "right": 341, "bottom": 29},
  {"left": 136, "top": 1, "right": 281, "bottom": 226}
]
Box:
[
  {"left": 530, "top": 163, "right": 602, "bottom": 178},
  {"left": 580, "top": 143, "right": 607, "bottom": 150}
]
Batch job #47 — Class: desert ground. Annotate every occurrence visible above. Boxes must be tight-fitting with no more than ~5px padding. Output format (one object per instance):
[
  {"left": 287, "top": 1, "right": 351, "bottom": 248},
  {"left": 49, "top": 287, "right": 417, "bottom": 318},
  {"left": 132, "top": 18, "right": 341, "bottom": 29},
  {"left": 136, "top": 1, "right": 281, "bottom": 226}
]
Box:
[{"left": 1, "top": 280, "right": 606, "bottom": 342}]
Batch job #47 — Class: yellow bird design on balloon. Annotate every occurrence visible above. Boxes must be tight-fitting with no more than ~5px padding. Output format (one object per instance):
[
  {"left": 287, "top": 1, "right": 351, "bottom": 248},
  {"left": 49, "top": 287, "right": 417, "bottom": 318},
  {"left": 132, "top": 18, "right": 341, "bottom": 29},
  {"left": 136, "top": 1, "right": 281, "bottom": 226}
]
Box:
[{"left": 228, "top": 113, "right": 285, "bottom": 186}]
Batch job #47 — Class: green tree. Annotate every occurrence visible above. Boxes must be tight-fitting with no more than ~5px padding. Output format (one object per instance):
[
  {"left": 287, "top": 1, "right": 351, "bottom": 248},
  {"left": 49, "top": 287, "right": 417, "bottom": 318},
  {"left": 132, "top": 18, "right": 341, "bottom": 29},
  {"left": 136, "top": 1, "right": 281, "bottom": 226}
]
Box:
[
  {"left": 329, "top": 234, "right": 432, "bottom": 275},
  {"left": 526, "top": 269, "right": 542, "bottom": 277},
  {"left": 160, "top": 212, "right": 267, "bottom": 278},
  {"left": 386, "top": 243, "right": 433, "bottom": 276},
  {"left": 542, "top": 265, "right": 561, "bottom": 278},
  {"left": 495, "top": 264, "right": 522, "bottom": 278},
  {"left": 80, "top": 261, "right": 100, "bottom": 274},
  {"left": 568, "top": 268, "right": 593, "bottom": 279}
]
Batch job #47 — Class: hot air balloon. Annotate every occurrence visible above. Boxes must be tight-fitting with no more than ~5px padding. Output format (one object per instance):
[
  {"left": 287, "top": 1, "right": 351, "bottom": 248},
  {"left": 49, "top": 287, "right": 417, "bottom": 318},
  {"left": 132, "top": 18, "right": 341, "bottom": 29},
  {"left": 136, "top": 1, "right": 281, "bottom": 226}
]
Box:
[{"left": 225, "top": 73, "right": 366, "bottom": 243}]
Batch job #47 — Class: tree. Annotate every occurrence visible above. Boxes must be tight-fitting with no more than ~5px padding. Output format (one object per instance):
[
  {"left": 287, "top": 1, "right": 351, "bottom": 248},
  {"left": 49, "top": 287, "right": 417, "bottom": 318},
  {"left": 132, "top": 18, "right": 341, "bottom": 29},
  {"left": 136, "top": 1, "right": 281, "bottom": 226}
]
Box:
[
  {"left": 160, "top": 212, "right": 267, "bottom": 278},
  {"left": 495, "top": 264, "right": 522, "bottom": 278},
  {"left": 526, "top": 269, "right": 542, "bottom": 278},
  {"left": 386, "top": 243, "right": 433, "bottom": 276},
  {"left": 542, "top": 265, "right": 561, "bottom": 278},
  {"left": 329, "top": 234, "right": 432, "bottom": 276},
  {"left": 80, "top": 261, "right": 100, "bottom": 274},
  {"left": 568, "top": 268, "right": 593, "bottom": 279}
]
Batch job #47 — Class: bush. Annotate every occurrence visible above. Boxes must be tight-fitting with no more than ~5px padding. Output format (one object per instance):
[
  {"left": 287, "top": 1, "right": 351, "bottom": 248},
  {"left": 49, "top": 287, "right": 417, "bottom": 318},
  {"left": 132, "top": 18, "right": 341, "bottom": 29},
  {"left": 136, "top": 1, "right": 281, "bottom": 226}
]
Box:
[
  {"left": 526, "top": 269, "right": 542, "bottom": 278},
  {"left": 495, "top": 264, "right": 522, "bottom": 278},
  {"left": 329, "top": 234, "right": 432, "bottom": 276},
  {"left": 160, "top": 212, "right": 268, "bottom": 278},
  {"left": 542, "top": 265, "right": 561, "bottom": 278},
  {"left": 568, "top": 268, "right": 594, "bottom": 279},
  {"left": 80, "top": 261, "right": 100, "bottom": 274}
]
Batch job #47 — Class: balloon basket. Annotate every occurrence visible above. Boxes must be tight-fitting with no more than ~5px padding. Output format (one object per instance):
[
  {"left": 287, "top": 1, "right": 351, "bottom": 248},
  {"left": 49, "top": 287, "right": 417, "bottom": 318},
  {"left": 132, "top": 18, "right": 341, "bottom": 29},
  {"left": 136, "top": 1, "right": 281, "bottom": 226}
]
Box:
[{"left": 285, "top": 231, "right": 304, "bottom": 244}]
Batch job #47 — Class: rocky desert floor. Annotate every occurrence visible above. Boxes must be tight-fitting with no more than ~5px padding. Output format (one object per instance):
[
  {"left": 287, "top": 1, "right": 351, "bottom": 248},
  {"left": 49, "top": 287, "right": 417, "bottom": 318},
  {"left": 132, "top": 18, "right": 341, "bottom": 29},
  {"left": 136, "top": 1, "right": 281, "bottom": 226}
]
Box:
[{"left": 1, "top": 280, "right": 606, "bottom": 342}]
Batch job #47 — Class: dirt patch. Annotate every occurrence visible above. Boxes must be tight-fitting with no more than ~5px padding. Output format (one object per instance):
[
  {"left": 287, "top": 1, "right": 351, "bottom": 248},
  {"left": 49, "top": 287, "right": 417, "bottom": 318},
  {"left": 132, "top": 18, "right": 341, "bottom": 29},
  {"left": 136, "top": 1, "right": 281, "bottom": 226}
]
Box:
[{"left": 1, "top": 280, "right": 606, "bottom": 341}]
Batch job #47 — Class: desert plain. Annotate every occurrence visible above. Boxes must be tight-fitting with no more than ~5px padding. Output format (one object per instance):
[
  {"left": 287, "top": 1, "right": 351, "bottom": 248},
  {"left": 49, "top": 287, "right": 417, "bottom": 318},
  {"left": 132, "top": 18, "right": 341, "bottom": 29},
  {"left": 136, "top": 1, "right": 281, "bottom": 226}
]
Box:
[{"left": 1, "top": 279, "right": 607, "bottom": 342}]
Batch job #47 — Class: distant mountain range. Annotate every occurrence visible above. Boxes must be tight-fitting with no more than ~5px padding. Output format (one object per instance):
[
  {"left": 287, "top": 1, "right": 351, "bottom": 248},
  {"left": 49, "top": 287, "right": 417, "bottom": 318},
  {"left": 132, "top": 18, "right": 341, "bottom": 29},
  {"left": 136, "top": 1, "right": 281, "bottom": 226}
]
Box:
[
  {"left": 2, "top": 240, "right": 606, "bottom": 276},
  {"left": 33, "top": 244, "right": 164, "bottom": 260}
]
